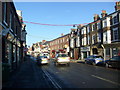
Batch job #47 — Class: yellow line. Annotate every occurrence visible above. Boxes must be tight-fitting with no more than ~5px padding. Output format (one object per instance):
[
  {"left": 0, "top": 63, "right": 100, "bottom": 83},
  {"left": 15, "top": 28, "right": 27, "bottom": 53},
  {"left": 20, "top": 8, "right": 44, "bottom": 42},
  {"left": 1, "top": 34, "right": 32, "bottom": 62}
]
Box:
[{"left": 91, "top": 75, "right": 120, "bottom": 86}]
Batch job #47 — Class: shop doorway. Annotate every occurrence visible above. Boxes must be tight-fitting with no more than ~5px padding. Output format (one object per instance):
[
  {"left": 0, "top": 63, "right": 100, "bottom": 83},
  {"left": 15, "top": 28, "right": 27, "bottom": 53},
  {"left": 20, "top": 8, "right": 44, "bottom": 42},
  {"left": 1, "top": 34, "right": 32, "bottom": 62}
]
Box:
[
  {"left": 83, "top": 52, "right": 87, "bottom": 59},
  {"left": 92, "top": 48, "right": 98, "bottom": 54}
]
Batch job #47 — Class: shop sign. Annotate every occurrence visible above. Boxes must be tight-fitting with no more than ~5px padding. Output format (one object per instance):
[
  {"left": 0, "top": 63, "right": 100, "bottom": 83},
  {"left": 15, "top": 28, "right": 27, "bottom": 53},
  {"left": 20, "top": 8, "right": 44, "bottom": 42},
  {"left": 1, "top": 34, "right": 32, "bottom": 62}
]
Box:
[{"left": 81, "top": 46, "right": 90, "bottom": 52}]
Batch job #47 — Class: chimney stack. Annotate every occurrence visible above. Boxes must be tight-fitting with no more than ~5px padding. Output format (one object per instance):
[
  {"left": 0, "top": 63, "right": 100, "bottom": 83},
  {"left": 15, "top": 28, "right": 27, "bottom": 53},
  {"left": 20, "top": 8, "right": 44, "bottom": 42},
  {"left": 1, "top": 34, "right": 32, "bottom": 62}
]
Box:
[
  {"left": 115, "top": 1, "right": 120, "bottom": 11},
  {"left": 94, "top": 14, "right": 100, "bottom": 21},
  {"left": 61, "top": 33, "right": 64, "bottom": 36},
  {"left": 101, "top": 10, "right": 107, "bottom": 18}
]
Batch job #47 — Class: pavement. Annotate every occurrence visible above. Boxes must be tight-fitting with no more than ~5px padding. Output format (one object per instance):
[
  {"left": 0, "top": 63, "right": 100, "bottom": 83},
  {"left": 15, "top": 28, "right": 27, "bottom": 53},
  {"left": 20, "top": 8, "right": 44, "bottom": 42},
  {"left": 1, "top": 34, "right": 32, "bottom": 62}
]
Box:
[{"left": 2, "top": 56, "right": 54, "bottom": 88}]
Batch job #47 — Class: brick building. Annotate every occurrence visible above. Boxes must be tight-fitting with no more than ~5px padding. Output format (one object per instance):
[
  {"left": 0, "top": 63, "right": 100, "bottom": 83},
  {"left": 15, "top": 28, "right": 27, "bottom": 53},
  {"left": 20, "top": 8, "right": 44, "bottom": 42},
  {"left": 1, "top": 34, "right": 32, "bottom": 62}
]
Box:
[{"left": 49, "top": 34, "right": 70, "bottom": 58}]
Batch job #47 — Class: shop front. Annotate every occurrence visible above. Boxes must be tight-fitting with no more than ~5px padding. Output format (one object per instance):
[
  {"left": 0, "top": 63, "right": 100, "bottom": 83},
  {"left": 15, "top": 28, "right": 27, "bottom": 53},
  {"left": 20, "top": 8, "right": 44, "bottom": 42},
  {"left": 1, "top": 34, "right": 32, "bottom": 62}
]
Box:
[
  {"left": 103, "top": 42, "right": 120, "bottom": 60},
  {"left": 2, "top": 30, "right": 14, "bottom": 81},
  {"left": 81, "top": 46, "right": 90, "bottom": 60}
]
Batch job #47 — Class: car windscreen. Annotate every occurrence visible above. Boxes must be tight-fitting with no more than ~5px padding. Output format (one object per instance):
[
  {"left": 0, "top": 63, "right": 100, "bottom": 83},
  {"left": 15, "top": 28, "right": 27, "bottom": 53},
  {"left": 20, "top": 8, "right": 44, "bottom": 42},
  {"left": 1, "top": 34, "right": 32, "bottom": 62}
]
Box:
[
  {"left": 94, "top": 56, "right": 103, "bottom": 58},
  {"left": 58, "top": 54, "right": 68, "bottom": 57}
]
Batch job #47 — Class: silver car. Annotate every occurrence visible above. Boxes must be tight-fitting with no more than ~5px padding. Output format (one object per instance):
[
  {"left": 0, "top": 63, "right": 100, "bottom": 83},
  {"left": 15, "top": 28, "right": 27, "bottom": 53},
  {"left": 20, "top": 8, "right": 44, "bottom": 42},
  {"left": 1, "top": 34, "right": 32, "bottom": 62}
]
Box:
[{"left": 54, "top": 53, "right": 70, "bottom": 66}]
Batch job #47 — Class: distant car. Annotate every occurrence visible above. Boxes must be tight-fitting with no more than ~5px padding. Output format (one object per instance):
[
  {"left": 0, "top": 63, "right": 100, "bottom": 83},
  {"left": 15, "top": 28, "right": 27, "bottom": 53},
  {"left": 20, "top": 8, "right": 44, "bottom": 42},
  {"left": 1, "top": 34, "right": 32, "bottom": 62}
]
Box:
[
  {"left": 54, "top": 53, "right": 70, "bottom": 66},
  {"left": 105, "top": 56, "right": 120, "bottom": 68},
  {"left": 37, "top": 56, "right": 49, "bottom": 65},
  {"left": 85, "top": 55, "right": 104, "bottom": 65}
]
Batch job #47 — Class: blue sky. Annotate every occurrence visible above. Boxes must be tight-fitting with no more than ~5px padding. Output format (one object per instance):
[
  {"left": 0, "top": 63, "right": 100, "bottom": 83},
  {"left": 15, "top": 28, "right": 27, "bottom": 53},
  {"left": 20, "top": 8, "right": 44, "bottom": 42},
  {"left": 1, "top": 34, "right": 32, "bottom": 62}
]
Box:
[{"left": 14, "top": 2, "right": 115, "bottom": 47}]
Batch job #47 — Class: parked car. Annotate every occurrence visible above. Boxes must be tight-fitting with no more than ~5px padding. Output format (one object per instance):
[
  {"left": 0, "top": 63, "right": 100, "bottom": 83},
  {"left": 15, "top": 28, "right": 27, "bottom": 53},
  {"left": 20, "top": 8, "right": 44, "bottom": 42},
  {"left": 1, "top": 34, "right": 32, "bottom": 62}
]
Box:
[
  {"left": 105, "top": 56, "right": 120, "bottom": 68},
  {"left": 37, "top": 56, "right": 49, "bottom": 65},
  {"left": 85, "top": 55, "right": 104, "bottom": 65},
  {"left": 54, "top": 53, "right": 70, "bottom": 66}
]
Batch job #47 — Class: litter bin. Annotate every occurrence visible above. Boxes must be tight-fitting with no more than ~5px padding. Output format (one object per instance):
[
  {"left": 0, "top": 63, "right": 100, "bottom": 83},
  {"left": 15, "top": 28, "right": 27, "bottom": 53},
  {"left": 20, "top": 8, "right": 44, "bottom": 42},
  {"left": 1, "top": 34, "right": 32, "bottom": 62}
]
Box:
[{"left": 2, "top": 63, "right": 10, "bottom": 82}]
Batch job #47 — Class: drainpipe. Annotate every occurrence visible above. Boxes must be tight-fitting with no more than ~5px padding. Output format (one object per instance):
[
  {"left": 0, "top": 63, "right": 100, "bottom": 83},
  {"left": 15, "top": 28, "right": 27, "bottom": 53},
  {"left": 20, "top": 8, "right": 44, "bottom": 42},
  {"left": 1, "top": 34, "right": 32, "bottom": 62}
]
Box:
[{"left": 101, "top": 44, "right": 105, "bottom": 60}]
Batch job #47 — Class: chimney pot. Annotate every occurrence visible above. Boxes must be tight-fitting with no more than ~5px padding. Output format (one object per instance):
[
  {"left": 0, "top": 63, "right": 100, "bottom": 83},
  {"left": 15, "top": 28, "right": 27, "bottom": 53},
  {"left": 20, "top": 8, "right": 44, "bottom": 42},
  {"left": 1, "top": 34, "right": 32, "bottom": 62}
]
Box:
[
  {"left": 101, "top": 10, "right": 107, "bottom": 18},
  {"left": 94, "top": 14, "right": 100, "bottom": 21},
  {"left": 115, "top": 1, "right": 120, "bottom": 11}
]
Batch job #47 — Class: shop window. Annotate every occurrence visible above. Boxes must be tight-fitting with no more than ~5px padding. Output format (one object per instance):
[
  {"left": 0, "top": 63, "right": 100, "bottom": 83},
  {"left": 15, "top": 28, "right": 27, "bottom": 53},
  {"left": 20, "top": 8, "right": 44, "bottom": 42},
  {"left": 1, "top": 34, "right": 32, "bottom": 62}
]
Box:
[
  {"left": 106, "top": 48, "right": 110, "bottom": 55},
  {"left": 112, "top": 48, "right": 118, "bottom": 57}
]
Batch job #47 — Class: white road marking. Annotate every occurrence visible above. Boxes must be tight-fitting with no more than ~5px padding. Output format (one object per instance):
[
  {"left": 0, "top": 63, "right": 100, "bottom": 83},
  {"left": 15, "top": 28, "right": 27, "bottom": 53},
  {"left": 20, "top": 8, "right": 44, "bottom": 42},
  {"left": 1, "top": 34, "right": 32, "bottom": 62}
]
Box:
[
  {"left": 42, "top": 69, "right": 62, "bottom": 88},
  {"left": 91, "top": 75, "right": 120, "bottom": 86}
]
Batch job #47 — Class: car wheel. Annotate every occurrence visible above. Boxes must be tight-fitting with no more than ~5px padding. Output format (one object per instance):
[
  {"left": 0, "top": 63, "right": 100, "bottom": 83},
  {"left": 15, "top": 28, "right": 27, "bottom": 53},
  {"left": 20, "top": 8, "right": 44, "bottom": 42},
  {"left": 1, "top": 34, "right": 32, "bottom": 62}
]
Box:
[
  {"left": 85, "top": 61, "right": 87, "bottom": 64},
  {"left": 105, "top": 63, "right": 109, "bottom": 68},
  {"left": 67, "top": 63, "right": 70, "bottom": 66},
  {"left": 55, "top": 63, "right": 58, "bottom": 66},
  {"left": 92, "top": 62, "right": 96, "bottom": 66}
]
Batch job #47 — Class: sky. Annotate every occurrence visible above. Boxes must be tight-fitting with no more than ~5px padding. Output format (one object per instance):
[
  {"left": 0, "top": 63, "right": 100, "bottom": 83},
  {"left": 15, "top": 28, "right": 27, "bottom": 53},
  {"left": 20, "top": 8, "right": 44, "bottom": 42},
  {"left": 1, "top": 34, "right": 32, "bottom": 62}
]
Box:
[{"left": 14, "top": 2, "right": 116, "bottom": 47}]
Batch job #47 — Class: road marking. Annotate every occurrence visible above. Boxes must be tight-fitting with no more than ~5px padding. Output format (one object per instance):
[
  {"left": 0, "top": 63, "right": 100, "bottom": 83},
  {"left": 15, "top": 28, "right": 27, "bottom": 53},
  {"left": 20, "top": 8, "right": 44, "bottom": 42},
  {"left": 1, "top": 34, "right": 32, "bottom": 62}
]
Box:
[
  {"left": 42, "top": 69, "right": 62, "bottom": 88},
  {"left": 91, "top": 75, "right": 120, "bottom": 86}
]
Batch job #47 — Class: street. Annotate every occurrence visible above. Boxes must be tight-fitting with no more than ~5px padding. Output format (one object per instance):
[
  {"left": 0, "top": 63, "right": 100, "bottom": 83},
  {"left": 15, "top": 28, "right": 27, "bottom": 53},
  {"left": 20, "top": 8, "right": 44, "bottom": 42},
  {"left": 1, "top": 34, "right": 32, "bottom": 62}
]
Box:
[{"left": 3, "top": 56, "right": 120, "bottom": 88}]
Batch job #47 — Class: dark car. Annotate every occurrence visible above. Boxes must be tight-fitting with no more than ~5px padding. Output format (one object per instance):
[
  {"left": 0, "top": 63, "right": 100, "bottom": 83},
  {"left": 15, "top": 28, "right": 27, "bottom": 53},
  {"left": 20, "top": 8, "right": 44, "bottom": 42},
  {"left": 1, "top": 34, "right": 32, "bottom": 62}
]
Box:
[
  {"left": 85, "top": 55, "right": 104, "bottom": 65},
  {"left": 105, "top": 56, "right": 120, "bottom": 68}
]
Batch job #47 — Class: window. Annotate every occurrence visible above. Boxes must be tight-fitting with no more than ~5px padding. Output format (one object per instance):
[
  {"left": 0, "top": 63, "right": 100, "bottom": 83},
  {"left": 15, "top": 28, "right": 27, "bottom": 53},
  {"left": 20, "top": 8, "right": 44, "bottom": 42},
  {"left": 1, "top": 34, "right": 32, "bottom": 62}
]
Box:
[
  {"left": 113, "top": 16, "right": 118, "bottom": 25},
  {"left": 92, "top": 24, "right": 95, "bottom": 31},
  {"left": 81, "top": 29, "right": 84, "bottom": 34},
  {"left": 87, "top": 35, "right": 90, "bottom": 45},
  {"left": 103, "top": 20, "right": 107, "bottom": 28},
  {"left": 3, "top": 2, "right": 7, "bottom": 25},
  {"left": 84, "top": 37, "right": 87, "bottom": 45},
  {"left": 9, "top": 12, "right": 13, "bottom": 30},
  {"left": 82, "top": 38, "right": 84, "bottom": 46},
  {"left": 76, "top": 37, "right": 80, "bottom": 47},
  {"left": 113, "top": 28, "right": 118, "bottom": 41},
  {"left": 103, "top": 32, "right": 107, "bottom": 43},
  {"left": 97, "top": 33, "right": 101, "bottom": 42},
  {"left": 97, "top": 22, "right": 101, "bottom": 30},
  {"left": 70, "top": 39, "right": 74, "bottom": 48},
  {"left": 63, "top": 38, "right": 64, "bottom": 42},
  {"left": 84, "top": 27, "right": 86, "bottom": 34},
  {"left": 77, "top": 30, "right": 80, "bottom": 36},
  {"left": 77, "top": 37, "right": 80, "bottom": 47},
  {"left": 106, "top": 48, "right": 110, "bottom": 55},
  {"left": 87, "top": 26, "right": 90, "bottom": 33},
  {"left": 92, "top": 35, "right": 96, "bottom": 44}
]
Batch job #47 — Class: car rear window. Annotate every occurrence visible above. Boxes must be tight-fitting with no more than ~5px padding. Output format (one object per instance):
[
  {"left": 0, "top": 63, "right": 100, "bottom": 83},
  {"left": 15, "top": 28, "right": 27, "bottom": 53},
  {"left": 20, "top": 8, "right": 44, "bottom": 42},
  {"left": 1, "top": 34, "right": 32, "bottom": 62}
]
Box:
[
  {"left": 58, "top": 54, "right": 68, "bottom": 57},
  {"left": 40, "top": 56, "right": 47, "bottom": 58}
]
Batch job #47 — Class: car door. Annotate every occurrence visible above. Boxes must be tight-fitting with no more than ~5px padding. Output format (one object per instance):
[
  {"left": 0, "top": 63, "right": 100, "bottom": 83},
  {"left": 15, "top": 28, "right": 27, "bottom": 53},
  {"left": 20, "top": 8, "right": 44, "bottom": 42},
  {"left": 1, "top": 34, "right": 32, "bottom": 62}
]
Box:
[{"left": 89, "top": 56, "right": 94, "bottom": 64}]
